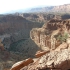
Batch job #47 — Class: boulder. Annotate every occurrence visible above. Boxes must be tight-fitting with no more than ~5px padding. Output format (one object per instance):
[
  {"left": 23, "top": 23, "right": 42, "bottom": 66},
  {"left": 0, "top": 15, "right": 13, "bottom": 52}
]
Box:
[{"left": 11, "top": 58, "right": 34, "bottom": 70}]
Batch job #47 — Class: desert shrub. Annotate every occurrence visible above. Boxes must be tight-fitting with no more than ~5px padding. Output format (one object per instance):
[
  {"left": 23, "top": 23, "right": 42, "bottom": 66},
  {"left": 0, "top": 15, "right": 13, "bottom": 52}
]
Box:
[{"left": 57, "top": 32, "right": 69, "bottom": 43}]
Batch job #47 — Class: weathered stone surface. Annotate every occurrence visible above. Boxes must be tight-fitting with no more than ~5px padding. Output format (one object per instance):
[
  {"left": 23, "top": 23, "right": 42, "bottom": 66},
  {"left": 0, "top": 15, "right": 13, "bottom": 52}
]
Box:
[
  {"left": 35, "top": 51, "right": 49, "bottom": 58},
  {"left": 55, "top": 42, "right": 68, "bottom": 51},
  {"left": 19, "top": 47, "right": 70, "bottom": 70},
  {"left": 11, "top": 58, "right": 34, "bottom": 70},
  {"left": 66, "top": 38, "right": 70, "bottom": 44},
  {"left": 30, "top": 19, "right": 70, "bottom": 51},
  {"left": 37, "top": 49, "right": 70, "bottom": 69},
  {"left": 11, "top": 19, "right": 70, "bottom": 70}
]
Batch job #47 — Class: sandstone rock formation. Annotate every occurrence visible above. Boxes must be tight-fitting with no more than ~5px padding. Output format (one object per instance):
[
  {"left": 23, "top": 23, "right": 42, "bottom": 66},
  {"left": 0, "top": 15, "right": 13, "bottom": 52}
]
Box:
[
  {"left": 10, "top": 19, "right": 70, "bottom": 70},
  {"left": 11, "top": 58, "right": 34, "bottom": 70},
  {"left": 35, "top": 50, "right": 49, "bottom": 58},
  {"left": 30, "top": 19, "right": 70, "bottom": 51}
]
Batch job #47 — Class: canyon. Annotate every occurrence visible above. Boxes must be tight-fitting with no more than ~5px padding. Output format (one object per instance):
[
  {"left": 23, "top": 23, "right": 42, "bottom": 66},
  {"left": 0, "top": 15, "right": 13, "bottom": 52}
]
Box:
[
  {"left": 0, "top": 13, "right": 70, "bottom": 70},
  {"left": 10, "top": 19, "right": 70, "bottom": 70}
]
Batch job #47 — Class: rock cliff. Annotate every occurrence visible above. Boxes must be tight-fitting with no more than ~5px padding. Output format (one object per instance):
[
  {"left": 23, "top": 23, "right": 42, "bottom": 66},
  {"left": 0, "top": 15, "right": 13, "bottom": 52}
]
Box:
[
  {"left": 10, "top": 19, "right": 70, "bottom": 70},
  {"left": 30, "top": 19, "right": 70, "bottom": 51}
]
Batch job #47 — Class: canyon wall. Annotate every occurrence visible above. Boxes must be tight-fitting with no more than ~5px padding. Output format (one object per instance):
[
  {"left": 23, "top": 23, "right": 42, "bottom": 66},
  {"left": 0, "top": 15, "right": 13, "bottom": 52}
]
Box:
[
  {"left": 11, "top": 19, "right": 70, "bottom": 70},
  {"left": 30, "top": 19, "right": 70, "bottom": 51}
]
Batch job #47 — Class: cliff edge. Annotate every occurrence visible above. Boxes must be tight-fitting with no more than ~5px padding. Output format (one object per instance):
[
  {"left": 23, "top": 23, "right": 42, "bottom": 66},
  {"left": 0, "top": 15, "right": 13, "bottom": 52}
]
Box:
[{"left": 10, "top": 19, "right": 70, "bottom": 70}]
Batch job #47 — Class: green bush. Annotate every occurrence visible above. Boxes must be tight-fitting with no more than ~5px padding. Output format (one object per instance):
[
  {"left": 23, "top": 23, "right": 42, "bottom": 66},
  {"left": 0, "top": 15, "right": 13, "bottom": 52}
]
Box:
[{"left": 57, "top": 32, "right": 69, "bottom": 43}]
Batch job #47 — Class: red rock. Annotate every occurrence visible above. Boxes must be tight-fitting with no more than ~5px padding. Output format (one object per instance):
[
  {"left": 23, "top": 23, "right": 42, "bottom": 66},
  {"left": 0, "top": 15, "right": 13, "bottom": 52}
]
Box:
[
  {"left": 35, "top": 51, "right": 49, "bottom": 58},
  {"left": 11, "top": 58, "right": 34, "bottom": 70}
]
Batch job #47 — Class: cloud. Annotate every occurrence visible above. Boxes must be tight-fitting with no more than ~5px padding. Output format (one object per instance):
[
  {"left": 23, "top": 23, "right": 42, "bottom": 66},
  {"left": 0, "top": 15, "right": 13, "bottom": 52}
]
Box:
[{"left": 0, "top": 0, "right": 70, "bottom": 14}]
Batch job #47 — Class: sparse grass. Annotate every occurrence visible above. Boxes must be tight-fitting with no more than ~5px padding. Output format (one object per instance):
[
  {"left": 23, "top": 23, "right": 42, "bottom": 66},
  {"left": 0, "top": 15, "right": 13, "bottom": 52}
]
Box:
[{"left": 56, "top": 33, "right": 69, "bottom": 43}]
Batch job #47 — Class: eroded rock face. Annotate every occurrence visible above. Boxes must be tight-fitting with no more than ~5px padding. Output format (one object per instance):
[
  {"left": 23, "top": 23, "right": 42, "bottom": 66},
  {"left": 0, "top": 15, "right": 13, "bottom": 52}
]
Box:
[
  {"left": 10, "top": 19, "right": 70, "bottom": 70},
  {"left": 30, "top": 19, "right": 70, "bottom": 51},
  {"left": 19, "top": 46, "right": 70, "bottom": 70},
  {"left": 10, "top": 58, "right": 34, "bottom": 70}
]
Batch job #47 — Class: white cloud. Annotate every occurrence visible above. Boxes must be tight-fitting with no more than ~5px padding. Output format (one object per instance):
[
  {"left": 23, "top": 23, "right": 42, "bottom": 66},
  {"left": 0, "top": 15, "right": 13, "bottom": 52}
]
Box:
[{"left": 0, "top": 0, "right": 70, "bottom": 14}]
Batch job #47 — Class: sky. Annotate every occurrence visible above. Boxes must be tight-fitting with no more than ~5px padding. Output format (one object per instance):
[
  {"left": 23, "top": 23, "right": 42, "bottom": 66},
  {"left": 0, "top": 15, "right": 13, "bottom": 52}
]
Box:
[{"left": 0, "top": 0, "right": 70, "bottom": 14}]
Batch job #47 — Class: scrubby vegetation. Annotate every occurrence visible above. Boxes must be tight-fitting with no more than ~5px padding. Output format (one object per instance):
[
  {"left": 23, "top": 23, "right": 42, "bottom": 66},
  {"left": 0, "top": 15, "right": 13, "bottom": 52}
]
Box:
[{"left": 57, "top": 33, "right": 69, "bottom": 43}]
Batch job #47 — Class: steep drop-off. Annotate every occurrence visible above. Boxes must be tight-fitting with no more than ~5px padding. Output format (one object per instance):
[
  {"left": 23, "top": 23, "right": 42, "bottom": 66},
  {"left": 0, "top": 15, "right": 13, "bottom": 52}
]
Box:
[{"left": 11, "top": 19, "right": 70, "bottom": 70}]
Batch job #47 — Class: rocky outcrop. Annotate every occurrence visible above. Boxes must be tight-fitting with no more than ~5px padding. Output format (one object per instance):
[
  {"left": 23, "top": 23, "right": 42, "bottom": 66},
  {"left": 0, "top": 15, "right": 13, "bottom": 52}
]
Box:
[
  {"left": 25, "top": 46, "right": 70, "bottom": 70},
  {"left": 30, "top": 19, "right": 70, "bottom": 51},
  {"left": 35, "top": 51, "right": 49, "bottom": 58},
  {"left": 10, "top": 58, "right": 34, "bottom": 70},
  {"left": 10, "top": 19, "right": 70, "bottom": 70},
  {"left": 11, "top": 44, "right": 70, "bottom": 70}
]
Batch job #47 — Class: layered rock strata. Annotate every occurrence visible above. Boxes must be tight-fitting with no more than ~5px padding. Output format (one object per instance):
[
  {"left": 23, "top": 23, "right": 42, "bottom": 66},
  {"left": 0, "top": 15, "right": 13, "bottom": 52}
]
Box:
[
  {"left": 10, "top": 19, "right": 70, "bottom": 70},
  {"left": 30, "top": 19, "right": 70, "bottom": 51}
]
